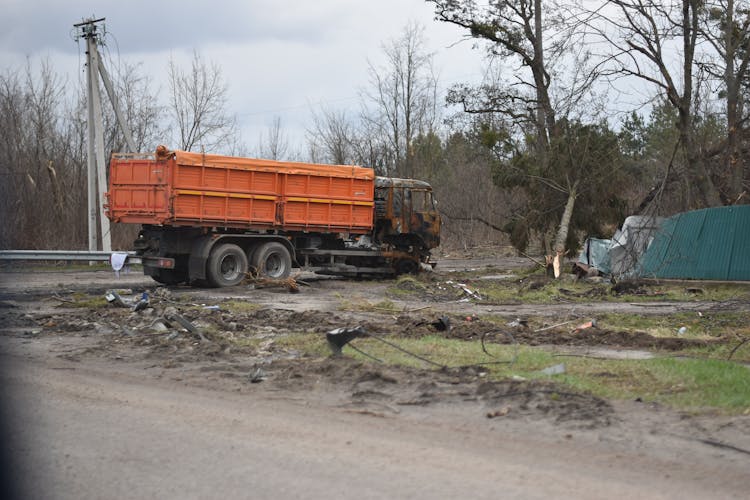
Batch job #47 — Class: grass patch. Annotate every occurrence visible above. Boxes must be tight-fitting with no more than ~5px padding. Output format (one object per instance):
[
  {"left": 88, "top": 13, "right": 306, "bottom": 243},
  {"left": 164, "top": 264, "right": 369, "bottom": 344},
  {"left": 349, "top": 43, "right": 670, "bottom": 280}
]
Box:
[
  {"left": 472, "top": 279, "right": 609, "bottom": 304},
  {"left": 676, "top": 338, "right": 750, "bottom": 364},
  {"left": 596, "top": 312, "right": 750, "bottom": 339},
  {"left": 274, "top": 330, "right": 331, "bottom": 357},
  {"left": 620, "top": 283, "right": 750, "bottom": 303},
  {"left": 445, "top": 278, "right": 750, "bottom": 305},
  {"left": 338, "top": 296, "right": 401, "bottom": 313},
  {"left": 68, "top": 292, "right": 109, "bottom": 309},
  {"left": 561, "top": 357, "right": 750, "bottom": 412},
  {"left": 277, "top": 331, "right": 750, "bottom": 413}
]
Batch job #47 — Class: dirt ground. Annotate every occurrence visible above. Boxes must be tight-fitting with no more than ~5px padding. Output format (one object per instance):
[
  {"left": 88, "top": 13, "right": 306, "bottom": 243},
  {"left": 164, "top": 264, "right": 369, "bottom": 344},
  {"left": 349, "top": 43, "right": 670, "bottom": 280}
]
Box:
[{"left": 1, "top": 258, "right": 749, "bottom": 498}]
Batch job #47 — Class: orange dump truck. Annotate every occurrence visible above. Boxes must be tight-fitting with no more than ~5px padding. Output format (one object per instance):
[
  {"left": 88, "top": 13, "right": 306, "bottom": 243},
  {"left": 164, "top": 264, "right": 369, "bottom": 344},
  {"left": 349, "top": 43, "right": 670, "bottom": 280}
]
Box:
[{"left": 106, "top": 147, "right": 440, "bottom": 287}]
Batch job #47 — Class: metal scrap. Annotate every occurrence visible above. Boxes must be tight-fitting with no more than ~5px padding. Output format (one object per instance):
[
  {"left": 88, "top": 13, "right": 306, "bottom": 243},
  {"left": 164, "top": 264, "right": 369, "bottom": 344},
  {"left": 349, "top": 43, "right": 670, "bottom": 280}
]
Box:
[
  {"left": 444, "top": 280, "right": 482, "bottom": 300},
  {"left": 326, "top": 326, "right": 368, "bottom": 355},
  {"left": 165, "top": 312, "right": 208, "bottom": 342}
]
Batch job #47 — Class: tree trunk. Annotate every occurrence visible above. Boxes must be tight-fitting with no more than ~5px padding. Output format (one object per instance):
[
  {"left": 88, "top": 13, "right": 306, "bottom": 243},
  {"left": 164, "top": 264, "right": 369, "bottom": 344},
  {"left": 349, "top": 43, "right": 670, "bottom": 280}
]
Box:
[
  {"left": 550, "top": 181, "right": 578, "bottom": 278},
  {"left": 555, "top": 182, "right": 578, "bottom": 254},
  {"left": 725, "top": 0, "right": 744, "bottom": 202},
  {"left": 533, "top": 0, "right": 547, "bottom": 155},
  {"left": 676, "top": 0, "right": 721, "bottom": 208}
]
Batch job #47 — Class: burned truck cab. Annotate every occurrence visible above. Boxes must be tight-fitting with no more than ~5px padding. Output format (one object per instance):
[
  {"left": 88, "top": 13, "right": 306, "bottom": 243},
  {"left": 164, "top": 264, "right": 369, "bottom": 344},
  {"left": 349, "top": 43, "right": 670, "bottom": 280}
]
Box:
[{"left": 374, "top": 177, "right": 441, "bottom": 258}]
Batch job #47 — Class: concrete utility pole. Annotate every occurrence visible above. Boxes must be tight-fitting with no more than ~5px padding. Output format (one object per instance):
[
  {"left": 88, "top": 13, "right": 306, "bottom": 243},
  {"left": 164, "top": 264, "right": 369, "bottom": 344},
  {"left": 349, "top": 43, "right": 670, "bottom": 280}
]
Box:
[
  {"left": 74, "top": 17, "right": 138, "bottom": 252},
  {"left": 78, "top": 18, "right": 103, "bottom": 252}
]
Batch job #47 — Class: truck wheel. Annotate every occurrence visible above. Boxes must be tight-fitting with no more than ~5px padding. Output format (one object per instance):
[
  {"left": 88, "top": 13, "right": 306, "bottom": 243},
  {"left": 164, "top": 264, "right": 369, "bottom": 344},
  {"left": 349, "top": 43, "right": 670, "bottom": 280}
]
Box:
[
  {"left": 207, "top": 243, "right": 248, "bottom": 287},
  {"left": 251, "top": 242, "right": 292, "bottom": 279}
]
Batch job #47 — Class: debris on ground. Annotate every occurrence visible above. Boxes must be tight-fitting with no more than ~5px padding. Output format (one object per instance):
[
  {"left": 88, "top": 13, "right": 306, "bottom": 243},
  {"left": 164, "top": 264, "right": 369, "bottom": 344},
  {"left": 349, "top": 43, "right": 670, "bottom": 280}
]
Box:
[
  {"left": 327, "top": 326, "right": 368, "bottom": 355},
  {"left": 506, "top": 318, "right": 528, "bottom": 329},
  {"left": 486, "top": 406, "right": 511, "bottom": 418},
  {"left": 248, "top": 367, "right": 267, "bottom": 383},
  {"left": 165, "top": 312, "right": 208, "bottom": 342},
  {"left": 414, "top": 315, "right": 451, "bottom": 332},
  {"left": 132, "top": 292, "right": 149, "bottom": 312},
  {"left": 535, "top": 320, "right": 575, "bottom": 332},
  {"left": 444, "top": 280, "right": 482, "bottom": 301},
  {"left": 573, "top": 320, "right": 597, "bottom": 332},
  {"left": 6, "top": 262, "right": 750, "bottom": 436},
  {"left": 540, "top": 363, "right": 566, "bottom": 376},
  {"left": 243, "top": 274, "right": 304, "bottom": 293},
  {"left": 104, "top": 290, "right": 129, "bottom": 308},
  {"left": 431, "top": 315, "right": 451, "bottom": 331}
]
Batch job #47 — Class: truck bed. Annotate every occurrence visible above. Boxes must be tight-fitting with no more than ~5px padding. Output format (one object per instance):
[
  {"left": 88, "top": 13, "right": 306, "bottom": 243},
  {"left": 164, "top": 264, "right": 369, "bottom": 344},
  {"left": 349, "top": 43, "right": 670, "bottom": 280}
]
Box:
[{"left": 106, "top": 150, "right": 375, "bottom": 233}]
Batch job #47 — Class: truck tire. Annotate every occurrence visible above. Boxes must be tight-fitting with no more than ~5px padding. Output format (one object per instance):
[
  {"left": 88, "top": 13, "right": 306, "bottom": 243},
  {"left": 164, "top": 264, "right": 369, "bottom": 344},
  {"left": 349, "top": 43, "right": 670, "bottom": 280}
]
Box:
[
  {"left": 207, "top": 243, "right": 248, "bottom": 287},
  {"left": 251, "top": 242, "right": 292, "bottom": 279}
]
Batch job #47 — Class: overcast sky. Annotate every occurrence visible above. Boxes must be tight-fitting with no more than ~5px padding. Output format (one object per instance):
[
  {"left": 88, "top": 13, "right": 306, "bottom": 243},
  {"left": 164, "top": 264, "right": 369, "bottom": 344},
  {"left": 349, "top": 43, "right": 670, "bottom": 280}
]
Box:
[{"left": 1, "top": 0, "right": 487, "bottom": 154}]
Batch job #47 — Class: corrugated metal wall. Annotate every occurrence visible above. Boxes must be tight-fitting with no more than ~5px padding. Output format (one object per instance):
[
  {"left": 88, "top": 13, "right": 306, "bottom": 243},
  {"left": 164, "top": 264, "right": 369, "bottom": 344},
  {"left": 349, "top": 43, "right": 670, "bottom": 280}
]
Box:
[{"left": 639, "top": 206, "right": 750, "bottom": 280}]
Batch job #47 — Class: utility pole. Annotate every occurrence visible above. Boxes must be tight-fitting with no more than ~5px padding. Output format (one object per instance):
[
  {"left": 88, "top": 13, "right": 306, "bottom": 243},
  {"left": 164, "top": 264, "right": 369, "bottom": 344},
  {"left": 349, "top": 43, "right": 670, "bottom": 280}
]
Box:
[
  {"left": 74, "top": 17, "right": 138, "bottom": 252},
  {"left": 77, "top": 18, "right": 103, "bottom": 252}
]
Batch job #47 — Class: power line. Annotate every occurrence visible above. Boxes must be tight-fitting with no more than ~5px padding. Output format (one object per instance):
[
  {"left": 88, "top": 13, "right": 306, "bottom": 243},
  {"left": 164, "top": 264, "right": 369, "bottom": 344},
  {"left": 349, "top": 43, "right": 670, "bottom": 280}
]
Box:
[{"left": 236, "top": 96, "right": 359, "bottom": 118}]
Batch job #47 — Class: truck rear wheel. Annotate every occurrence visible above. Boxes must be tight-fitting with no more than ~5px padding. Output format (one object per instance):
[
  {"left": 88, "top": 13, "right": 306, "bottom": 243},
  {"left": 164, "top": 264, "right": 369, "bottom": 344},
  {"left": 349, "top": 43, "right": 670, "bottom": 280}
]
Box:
[
  {"left": 207, "top": 243, "right": 248, "bottom": 287},
  {"left": 251, "top": 242, "right": 292, "bottom": 279}
]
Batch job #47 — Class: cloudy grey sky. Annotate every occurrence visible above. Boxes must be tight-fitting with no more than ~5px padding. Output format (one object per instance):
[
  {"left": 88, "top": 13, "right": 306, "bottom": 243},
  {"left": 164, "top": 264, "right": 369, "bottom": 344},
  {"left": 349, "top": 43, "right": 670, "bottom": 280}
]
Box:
[{"left": 1, "top": 0, "right": 486, "bottom": 153}]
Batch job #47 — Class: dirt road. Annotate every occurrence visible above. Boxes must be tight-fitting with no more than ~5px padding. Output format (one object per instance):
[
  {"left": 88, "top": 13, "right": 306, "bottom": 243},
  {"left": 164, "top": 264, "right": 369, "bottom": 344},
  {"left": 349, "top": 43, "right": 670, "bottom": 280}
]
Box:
[{"left": 1, "top": 264, "right": 749, "bottom": 498}]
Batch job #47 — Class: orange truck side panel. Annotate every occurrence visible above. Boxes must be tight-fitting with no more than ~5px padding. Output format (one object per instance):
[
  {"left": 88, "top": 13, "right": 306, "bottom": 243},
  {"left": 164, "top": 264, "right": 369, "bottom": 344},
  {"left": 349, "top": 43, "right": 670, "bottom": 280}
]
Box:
[{"left": 107, "top": 150, "right": 375, "bottom": 233}]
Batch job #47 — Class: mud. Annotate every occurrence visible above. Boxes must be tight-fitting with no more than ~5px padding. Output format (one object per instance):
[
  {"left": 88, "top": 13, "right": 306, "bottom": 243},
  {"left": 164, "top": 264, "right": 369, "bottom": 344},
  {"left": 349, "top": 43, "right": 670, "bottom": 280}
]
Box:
[
  {"left": 0, "top": 286, "right": 617, "bottom": 429},
  {"left": 269, "top": 357, "right": 613, "bottom": 428},
  {"left": 0, "top": 260, "right": 748, "bottom": 433}
]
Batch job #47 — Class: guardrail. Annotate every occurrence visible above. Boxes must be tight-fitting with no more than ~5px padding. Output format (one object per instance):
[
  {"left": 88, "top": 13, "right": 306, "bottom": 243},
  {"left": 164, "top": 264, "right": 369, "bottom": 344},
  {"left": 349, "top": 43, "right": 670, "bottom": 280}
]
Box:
[{"left": 0, "top": 250, "right": 141, "bottom": 263}]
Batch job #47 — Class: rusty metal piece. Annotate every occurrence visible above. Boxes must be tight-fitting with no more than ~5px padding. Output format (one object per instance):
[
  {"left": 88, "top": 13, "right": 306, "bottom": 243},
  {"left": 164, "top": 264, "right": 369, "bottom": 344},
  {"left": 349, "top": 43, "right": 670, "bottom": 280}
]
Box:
[{"left": 573, "top": 319, "right": 598, "bottom": 332}]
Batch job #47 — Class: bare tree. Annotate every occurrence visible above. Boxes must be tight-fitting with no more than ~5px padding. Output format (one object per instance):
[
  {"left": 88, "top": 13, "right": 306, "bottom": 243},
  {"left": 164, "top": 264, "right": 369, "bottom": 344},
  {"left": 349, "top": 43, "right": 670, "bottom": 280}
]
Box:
[
  {"left": 361, "top": 22, "right": 439, "bottom": 178},
  {"left": 258, "top": 116, "right": 289, "bottom": 160},
  {"left": 306, "top": 107, "right": 355, "bottom": 165},
  {"left": 351, "top": 118, "right": 393, "bottom": 175},
  {"left": 430, "top": 0, "right": 604, "bottom": 265},
  {"left": 168, "top": 51, "right": 238, "bottom": 152},
  {"left": 0, "top": 60, "right": 88, "bottom": 249},
  {"left": 584, "top": 0, "right": 721, "bottom": 208},
  {"left": 109, "top": 60, "right": 165, "bottom": 152},
  {"left": 430, "top": 0, "right": 567, "bottom": 155}
]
